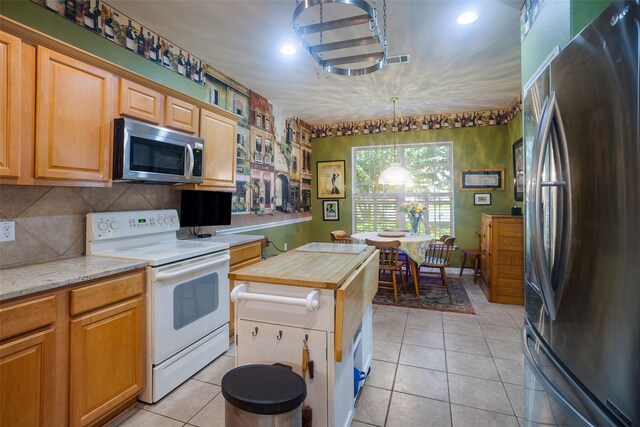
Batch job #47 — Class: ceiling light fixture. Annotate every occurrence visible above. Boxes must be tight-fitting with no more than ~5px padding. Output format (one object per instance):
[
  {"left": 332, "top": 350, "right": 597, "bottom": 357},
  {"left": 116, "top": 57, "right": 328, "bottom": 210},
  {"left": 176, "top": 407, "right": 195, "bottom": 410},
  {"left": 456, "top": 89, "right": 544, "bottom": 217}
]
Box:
[
  {"left": 292, "top": 0, "right": 388, "bottom": 76},
  {"left": 457, "top": 11, "right": 478, "bottom": 25},
  {"left": 280, "top": 43, "right": 297, "bottom": 55},
  {"left": 378, "top": 97, "right": 413, "bottom": 186}
]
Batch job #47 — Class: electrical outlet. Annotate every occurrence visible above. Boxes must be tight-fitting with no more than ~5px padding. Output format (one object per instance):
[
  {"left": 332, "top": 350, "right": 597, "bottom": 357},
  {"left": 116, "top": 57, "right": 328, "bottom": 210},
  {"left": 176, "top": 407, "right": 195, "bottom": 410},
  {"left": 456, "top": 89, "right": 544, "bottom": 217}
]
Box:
[
  {"left": 284, "top": 242, "right": 288, "bottom": 251},
  {"left": 0, "top": 221, "right": 15, "bottom": 242}
]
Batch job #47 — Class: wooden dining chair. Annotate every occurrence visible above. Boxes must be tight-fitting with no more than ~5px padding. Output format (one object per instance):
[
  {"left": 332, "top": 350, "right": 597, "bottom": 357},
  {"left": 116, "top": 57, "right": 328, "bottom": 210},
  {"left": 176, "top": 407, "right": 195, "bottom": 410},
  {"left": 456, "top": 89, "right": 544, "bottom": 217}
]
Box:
[
  {"left": 418, "top": 236, "right": 456, "bottom": 298},
  {"left": 366, "top": 239, "right": 406, "bottom": 303},
  {"left": 459, "top": 230, "right": 481, "bottom": 283},
  {"left": 330, "top": 230, "right": 351, "bottom": 243}
]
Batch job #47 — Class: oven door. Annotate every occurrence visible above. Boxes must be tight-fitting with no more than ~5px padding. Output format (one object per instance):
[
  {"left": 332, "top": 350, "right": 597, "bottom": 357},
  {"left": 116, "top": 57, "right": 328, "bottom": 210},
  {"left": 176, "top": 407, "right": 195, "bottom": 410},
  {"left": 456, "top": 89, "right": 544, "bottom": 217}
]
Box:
[{"left": 151, "top": 251, "right": 230, "bottom": 364}]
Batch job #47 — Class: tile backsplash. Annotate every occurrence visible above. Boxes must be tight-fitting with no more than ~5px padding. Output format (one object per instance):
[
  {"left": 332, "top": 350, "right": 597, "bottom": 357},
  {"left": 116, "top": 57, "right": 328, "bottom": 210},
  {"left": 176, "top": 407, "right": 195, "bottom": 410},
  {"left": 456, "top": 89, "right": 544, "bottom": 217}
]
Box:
[{"left": 0, "top": 183, "right": 180, "bottom": 267}]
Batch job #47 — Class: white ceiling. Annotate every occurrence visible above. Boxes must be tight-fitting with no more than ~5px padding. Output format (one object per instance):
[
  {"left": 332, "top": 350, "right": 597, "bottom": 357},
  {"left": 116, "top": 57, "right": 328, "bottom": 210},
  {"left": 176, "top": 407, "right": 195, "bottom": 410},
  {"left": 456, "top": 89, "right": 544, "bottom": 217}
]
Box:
[{"left": 109, "top": 0, "right": 523, "bottom": 125}]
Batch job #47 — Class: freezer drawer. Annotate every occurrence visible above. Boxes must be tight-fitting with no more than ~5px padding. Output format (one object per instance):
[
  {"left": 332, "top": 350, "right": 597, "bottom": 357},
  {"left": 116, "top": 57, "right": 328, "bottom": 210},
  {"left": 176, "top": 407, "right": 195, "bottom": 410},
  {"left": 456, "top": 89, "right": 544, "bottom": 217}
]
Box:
[{"left": 521, "top": 321, "right": 621, "bottom": 427}]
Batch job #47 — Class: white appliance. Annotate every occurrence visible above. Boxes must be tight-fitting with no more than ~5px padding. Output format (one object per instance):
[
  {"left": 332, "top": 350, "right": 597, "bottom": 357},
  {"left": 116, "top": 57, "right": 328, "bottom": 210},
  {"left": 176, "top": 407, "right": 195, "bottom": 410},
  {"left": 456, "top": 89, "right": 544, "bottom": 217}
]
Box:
[{"left": 86, "top": 209, "right": 230, "bottom": 403}]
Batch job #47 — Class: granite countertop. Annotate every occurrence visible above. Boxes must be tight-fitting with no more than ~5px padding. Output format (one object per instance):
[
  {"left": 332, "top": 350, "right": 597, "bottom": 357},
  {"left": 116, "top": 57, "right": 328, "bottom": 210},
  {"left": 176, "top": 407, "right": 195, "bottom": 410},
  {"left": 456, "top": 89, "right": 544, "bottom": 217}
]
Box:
[
  {"left": 0, "top": 256, "right": 148, "bottom": 302},
  {"left": 187, "top": 234, "right": 265, "bottom": 247}
]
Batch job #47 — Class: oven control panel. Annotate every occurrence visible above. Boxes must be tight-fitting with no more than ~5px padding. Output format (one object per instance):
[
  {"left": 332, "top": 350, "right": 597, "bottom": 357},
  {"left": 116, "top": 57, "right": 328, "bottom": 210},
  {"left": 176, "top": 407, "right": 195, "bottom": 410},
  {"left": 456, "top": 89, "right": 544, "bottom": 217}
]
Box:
[{"left": 87, "top": 209, "right": 180, "bottom": 240}]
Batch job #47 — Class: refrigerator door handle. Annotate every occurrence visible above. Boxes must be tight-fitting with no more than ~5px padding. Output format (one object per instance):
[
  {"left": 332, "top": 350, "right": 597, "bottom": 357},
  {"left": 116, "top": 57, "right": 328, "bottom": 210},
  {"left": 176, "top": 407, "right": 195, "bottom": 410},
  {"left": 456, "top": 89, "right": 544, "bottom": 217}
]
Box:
[
  {"left": 521, "top": 323, "right": 614, "bottom": 427},
  {"left": 529, "top": 91, "right": 573, "bottom": 320},
  {"left": 528, "top": 93, "right": 554, "bottom": 312}
]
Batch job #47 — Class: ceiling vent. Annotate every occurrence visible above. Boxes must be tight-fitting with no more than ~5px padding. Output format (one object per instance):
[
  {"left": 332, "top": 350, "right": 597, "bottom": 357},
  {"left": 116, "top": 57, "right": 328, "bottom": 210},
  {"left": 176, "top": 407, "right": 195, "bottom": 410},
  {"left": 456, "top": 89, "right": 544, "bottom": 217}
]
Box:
[{"left": 386, "top": 54, "right": 411, "bottom": 65}]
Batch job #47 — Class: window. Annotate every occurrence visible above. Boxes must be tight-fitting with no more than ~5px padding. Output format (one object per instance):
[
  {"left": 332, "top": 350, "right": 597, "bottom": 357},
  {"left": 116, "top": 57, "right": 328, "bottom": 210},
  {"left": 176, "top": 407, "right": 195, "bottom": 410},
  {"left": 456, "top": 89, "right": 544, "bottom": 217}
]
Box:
[{"left": 352, "top": 142, "right": 454, "bottom": 237}]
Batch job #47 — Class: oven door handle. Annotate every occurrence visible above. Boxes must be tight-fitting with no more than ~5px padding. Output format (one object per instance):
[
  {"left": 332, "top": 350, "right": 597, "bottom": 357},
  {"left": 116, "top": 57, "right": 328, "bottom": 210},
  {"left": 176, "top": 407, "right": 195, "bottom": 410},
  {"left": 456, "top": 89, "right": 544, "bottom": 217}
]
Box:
[{"left": 155, "top": 254, "right": 230, "bottom": 281}]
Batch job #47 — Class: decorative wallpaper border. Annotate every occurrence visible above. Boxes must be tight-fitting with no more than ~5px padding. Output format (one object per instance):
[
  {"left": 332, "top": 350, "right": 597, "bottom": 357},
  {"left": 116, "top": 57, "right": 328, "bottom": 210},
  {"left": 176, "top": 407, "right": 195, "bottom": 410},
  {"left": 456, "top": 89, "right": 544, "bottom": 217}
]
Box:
[
  {"left": 32, "top": 0, "right": 206, "bottom": 84},
  {"left": 520, "top": 0, "right": 547, "bottom": 42},
  {"left": 310, "top": 94, "right": 522, "bottom": 139}
]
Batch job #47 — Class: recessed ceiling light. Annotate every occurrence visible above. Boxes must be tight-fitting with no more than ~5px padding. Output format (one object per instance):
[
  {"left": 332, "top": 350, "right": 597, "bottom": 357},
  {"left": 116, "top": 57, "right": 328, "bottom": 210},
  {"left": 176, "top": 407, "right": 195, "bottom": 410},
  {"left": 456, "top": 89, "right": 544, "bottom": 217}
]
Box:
[
  {"left": 457, "top": 11, "right": 478, "bottom": 25},
  {"left": 280, "top": 44, "right": 297, "bottom": 56}
]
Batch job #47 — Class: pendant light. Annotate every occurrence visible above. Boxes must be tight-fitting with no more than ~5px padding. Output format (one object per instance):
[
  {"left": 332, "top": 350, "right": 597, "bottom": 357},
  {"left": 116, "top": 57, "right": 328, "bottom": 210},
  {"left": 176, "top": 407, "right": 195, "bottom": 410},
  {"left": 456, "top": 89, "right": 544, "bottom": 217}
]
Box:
[{"left": 378, "top": 97, "right": 413, "bottom": 186}]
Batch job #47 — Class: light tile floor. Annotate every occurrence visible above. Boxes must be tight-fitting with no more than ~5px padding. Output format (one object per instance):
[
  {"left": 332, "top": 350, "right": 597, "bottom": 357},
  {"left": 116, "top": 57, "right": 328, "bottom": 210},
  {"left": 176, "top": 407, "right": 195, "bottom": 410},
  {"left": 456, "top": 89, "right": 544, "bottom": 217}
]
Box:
[{"left": 113, "top": 277, "right": 532, "bottom": 427}]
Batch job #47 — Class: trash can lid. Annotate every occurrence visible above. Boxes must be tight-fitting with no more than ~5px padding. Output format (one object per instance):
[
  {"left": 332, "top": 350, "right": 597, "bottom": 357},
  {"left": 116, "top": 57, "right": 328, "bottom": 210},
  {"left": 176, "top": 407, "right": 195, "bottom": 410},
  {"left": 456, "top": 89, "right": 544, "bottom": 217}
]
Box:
[{"left": 221, "top": 364, "right": 307, "bottom": 415}]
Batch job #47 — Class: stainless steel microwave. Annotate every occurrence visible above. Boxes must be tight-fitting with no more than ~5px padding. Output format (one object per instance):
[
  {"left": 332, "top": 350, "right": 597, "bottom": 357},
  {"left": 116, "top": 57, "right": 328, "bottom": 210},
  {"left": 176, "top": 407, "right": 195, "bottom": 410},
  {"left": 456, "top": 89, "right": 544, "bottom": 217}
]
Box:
[{"left": 113, "top": 117, "right": 204, "bottom": 184}]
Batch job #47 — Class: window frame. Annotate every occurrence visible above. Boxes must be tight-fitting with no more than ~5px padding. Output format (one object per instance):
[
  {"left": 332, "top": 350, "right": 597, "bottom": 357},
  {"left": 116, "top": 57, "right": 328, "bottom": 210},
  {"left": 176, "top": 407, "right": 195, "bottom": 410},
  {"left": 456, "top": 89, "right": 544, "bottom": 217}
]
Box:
[{"left": 350, "top": 142, "right": 455, "bottom": 237}]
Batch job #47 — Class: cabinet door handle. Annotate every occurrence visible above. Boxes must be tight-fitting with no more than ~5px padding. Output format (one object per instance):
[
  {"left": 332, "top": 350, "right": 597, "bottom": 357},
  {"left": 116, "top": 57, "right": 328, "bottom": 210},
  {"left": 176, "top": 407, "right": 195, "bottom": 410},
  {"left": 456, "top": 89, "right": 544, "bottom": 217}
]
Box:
[
  {"left": 252, "top": 327, "right": 258, "bottom": 336},
  {"left": 276, "top": 330, "right": 283, "bottom": 341}
]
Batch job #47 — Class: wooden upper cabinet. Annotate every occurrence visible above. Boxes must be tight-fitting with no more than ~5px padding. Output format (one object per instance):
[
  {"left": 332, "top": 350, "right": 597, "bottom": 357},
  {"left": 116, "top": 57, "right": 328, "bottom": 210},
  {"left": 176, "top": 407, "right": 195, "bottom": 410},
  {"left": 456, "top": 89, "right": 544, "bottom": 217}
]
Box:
[
  {"left": 199, "top": 108, "right": 237, "bottom": 188},
  {"left": 119, "top": 79, "right": 163, "bottom": 124},
  {"left": 165, "top": 96, "right": 199, "bottom": 133},
  {"left": 35, "top": 47, "right": 115, "bottom": 183},
  {"left": 0, "top": 31, "right": 22, "bottom": 179}
]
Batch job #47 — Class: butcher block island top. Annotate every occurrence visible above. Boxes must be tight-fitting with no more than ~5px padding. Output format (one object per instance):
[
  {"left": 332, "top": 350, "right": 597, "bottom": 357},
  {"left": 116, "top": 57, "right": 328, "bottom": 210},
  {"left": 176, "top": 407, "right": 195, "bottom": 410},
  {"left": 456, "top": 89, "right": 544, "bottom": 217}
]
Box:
[{"left": 228, "top": 243, "right": 376, "bottom": 290}]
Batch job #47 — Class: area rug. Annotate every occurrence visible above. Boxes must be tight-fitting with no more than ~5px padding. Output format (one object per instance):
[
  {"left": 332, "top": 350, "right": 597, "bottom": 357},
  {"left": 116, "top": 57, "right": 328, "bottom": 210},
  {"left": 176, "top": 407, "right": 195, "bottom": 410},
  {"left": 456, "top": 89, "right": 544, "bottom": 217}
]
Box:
[{"left": 372, "top": 274, "right": 475, "bottom": 314}]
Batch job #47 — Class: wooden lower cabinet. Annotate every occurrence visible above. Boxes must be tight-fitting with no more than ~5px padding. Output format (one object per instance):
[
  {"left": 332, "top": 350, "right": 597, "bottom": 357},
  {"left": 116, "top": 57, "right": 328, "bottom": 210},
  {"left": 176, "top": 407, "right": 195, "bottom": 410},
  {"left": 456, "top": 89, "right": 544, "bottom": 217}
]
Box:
[
  {"left": 480, "top": 214, "right": 524, "bottom": 305},
  {"left": 0, "top": 327, "right": 56, "bottom": 427},
  {"left": 229, "top": 240, "right": 263, "bottom": 340},
  {"left": 0, "top": 269, "right": 145, "bottom": 426},
  {"left": 69, "top": 297, "right": 144, "bottom": 427}
]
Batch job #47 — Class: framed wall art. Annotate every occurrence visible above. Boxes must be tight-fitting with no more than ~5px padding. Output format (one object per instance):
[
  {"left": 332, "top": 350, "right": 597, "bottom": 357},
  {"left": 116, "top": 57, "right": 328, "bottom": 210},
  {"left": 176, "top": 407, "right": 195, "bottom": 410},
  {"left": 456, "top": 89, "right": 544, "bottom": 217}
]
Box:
[
  {"left": 460, "top": 169, "right": 504, "bottom": 191},
  {"left": 512, "top": 138, "right": 524, "bottom": 201},
  {"left": 474, "top": 193, "right": 492, "bottom": 206},
  {"left": 317, "top": 160, "right": 346, "bottom": 199},
  {"left": 322, "top": 200, "right": 339, "bottom": 221}
]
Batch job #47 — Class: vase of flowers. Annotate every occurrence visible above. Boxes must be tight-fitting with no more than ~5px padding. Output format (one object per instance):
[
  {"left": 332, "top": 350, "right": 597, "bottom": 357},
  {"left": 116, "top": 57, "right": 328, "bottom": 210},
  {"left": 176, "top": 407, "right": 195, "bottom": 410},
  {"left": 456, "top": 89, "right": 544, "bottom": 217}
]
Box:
[{"left": 400, "top": 202, "right": 425, "bottom": 234}]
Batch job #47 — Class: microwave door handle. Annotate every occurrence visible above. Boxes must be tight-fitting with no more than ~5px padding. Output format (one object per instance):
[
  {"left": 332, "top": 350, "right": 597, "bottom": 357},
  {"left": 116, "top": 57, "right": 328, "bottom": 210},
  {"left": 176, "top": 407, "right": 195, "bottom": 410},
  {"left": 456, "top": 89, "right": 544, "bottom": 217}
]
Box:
[{"left": 185, "top": 144, "right": 194, "bottom": 180}]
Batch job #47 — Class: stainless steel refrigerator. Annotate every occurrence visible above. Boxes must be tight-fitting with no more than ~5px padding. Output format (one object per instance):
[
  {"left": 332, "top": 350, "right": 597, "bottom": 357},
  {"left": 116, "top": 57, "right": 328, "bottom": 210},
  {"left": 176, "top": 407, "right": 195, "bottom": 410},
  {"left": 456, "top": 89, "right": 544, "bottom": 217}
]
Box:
[{"left": 522, "top": 2, "right": 639, "bottom": 426}]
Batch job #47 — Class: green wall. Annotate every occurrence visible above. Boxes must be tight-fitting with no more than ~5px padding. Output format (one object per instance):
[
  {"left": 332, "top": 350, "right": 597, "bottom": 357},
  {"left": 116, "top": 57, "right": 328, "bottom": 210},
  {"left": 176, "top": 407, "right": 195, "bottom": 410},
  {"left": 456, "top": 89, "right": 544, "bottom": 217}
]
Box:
[
  {"left": 310, "top": 118, "right": 524, "bottom": 265},
  {"left": 521, "top": 0, "right": 612, "bottom": 85},
  {"left": 571, "top": 0, "right": 612, "bottom": 38},
  {"left": 243, "top": 221, "right": 313, "bottom": 257}
]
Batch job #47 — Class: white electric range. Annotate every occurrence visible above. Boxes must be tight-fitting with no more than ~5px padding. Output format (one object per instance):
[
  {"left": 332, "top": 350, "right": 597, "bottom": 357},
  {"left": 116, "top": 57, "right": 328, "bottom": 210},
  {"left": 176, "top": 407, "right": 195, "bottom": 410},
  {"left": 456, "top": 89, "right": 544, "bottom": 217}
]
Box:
[{"left": 86, "top": 209, "right": 230, "bottom": 403}]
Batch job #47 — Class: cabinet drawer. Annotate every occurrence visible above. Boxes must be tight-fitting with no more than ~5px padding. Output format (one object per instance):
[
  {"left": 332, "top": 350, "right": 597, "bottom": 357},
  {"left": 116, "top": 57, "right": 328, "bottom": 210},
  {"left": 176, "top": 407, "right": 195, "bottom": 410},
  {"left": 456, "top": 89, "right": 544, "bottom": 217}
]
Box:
[
  {"left": 497, "top": 222, "right": 523, "bottom": 237},
  {"left": 165, "top": 96, "right": 199, "bottom": 133},
  {"left": 70, "top": 270, "right": 144, "bottom": 316},
  {"left": 497, "top": 250, "right": 524, "bottom": 266},
  {"left": 119, "top": 79, "right": 163, "bottom": 124},
  {"left": 497, "top": 236, "right": 523, "bottom": 251},
  {"left": 0, "top": 295, "right": 56, "bottom": 341},
  {"left": 230, "top": 241, "right": 263, "bottom": 267}
]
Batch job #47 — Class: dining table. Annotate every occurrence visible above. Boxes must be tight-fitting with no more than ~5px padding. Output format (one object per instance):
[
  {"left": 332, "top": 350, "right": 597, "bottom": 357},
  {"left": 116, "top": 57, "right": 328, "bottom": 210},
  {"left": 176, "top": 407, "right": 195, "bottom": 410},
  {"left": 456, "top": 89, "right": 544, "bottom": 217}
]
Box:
[{"left": 350, "top": 231, "right": 435, "bottom": 297}]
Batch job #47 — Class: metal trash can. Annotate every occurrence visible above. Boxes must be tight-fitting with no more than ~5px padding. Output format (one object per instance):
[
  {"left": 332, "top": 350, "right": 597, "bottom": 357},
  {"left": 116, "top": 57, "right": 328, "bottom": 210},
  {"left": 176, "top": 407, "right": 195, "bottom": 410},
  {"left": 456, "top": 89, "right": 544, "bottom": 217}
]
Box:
[{"left": 222, "top": 364, "right": 307, "bottom": 427}]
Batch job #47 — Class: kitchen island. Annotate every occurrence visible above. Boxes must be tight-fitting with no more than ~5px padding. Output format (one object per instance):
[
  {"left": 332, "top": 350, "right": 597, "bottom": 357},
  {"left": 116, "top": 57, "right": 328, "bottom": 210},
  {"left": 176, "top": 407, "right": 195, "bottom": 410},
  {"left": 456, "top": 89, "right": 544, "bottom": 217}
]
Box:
[{"left": 228, "top": 242, "right": 378, "bottom": 427}]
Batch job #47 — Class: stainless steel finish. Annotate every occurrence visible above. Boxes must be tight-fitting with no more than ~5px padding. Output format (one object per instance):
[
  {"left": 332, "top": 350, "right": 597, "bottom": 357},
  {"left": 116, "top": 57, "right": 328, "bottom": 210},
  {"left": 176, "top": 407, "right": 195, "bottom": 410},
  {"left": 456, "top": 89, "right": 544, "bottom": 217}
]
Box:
[
  {"left": 524, "top": 2, "right": 639, "bottom": 426},
  {"left": 522, "top": 321, "right": 615, "bottom": 426},
  {"left": 322, "top": 52, "right": 384, "bottom": 67},
  {"left": 295, "top": 14, "right": 371, "bottom": 35},
  {"left": 293, "top": 0, "right": 387, "bottom": 77},
  {"left": 528, "top": 92, "right": 573, "bottom": 321},
  {"left": 309, "top": 36, "right": 379, "bottom": 54},
  {"left": 225, "top": 401, "right": 301, "bottom": 427},
  {"left": 118, "top": 117, "right": 204, "bottom": 184}
]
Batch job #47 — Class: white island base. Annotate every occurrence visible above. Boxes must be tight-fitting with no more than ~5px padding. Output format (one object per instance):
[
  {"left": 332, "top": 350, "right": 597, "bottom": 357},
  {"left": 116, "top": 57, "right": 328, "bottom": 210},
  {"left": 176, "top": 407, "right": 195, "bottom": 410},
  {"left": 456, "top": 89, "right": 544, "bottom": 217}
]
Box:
[{"left": 230, "top": 243, "right": 378, "bottom": 427}]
